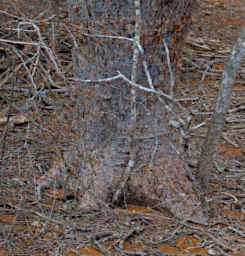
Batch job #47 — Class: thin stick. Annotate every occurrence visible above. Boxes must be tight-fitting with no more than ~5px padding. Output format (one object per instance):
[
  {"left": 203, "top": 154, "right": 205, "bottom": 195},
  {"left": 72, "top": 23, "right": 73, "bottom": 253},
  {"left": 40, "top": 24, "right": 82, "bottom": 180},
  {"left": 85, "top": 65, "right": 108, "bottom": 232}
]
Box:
[{"left": 112, "top": 0, "right": 141, "bottom": 204}]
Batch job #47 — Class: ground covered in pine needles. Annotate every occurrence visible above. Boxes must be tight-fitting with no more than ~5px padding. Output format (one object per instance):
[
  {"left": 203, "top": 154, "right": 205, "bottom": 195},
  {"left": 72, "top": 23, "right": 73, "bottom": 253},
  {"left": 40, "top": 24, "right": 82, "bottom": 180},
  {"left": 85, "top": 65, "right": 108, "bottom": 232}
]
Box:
[{"left": 0, "top": 0, "right": 245, "bottom": 255}]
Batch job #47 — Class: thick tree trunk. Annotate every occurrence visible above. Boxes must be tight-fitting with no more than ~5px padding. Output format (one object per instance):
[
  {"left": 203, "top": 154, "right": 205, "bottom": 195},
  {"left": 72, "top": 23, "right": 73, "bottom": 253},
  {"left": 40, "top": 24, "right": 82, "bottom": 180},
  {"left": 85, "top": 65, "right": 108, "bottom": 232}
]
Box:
[
  {"left": 67, "top": 0, "right": 196, "bottom": 149},
  {"left": 64, "top": 0, "right": 205, "bottom": 222}
]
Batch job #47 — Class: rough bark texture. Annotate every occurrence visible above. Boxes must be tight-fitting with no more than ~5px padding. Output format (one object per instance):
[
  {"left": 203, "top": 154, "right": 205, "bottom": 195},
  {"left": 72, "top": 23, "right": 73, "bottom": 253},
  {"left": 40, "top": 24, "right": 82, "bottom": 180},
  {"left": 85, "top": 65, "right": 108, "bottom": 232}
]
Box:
[
  {"left": 57, "top": 0, "right": 205, "bottom": 222},
  {"left": 69, "top": 0, "right": 196, "bottom": 151},
  {"left": 38, "top": 138, "right": 207, "bottom": 224},
  {"left": 129, "top": 154, "right": 207, "bottom": 223}
]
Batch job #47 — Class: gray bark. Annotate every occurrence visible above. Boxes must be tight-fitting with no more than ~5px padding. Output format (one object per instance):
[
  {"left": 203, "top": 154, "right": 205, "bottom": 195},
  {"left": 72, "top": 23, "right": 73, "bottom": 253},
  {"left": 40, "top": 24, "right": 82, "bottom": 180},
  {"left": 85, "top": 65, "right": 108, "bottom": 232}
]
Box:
[
  {"left": 67, "top": 0, "right": 195, "bottom": 152},
  {"left": 196, "top": 27, "right": 245, "bottom": 217},
  {"left": 65, "top": 0, "right": 204, "bottom": 222}
]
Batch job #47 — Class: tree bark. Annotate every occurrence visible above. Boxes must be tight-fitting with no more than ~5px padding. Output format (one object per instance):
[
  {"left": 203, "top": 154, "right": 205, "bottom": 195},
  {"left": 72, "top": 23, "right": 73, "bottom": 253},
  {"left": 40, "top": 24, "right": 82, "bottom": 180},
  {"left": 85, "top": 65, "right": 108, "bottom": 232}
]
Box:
[
  {"left": 67, "top": 0, "right": 196, "bottom": 151},
  {"left": 65, "top": 0, "right": 203, "bottom": 221},
  {"left": 196, "top": 27, "right": 245, "bottom": 217}
]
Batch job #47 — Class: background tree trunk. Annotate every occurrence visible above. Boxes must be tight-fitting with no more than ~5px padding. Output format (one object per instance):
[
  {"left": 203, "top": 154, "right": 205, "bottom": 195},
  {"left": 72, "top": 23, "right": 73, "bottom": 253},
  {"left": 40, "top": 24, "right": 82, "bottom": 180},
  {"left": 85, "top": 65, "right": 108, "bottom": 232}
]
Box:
[{"left": 196, "top": 27, "right": 245, "bottom": 217}]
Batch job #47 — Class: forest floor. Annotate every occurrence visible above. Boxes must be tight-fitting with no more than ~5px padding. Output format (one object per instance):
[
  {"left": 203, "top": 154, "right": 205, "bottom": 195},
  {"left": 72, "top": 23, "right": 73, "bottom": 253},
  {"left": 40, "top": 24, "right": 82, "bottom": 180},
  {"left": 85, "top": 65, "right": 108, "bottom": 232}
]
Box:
[{"left": 0, "top": 0, "right": 245, "bottom": 255}]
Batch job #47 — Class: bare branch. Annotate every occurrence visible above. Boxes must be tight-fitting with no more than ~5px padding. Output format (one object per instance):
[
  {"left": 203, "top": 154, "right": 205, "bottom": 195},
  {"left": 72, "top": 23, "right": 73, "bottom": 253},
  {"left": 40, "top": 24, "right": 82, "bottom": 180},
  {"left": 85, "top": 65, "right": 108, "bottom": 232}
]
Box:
[
  {"left": 196, "top": 27, "right": 245, "bottom": 218},
  {"left": 163, "top": 38, "right": 175, "bottom": 97},
  {"left": 112, "top": 0, "right": 141, "bottom": 204}
]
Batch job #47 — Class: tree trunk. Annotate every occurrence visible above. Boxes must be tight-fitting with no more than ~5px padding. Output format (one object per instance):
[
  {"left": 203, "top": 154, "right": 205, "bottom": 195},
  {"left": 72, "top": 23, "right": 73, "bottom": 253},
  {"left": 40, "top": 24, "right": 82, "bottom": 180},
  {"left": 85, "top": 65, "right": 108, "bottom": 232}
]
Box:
[
  {"left": 196, "top": 27, "right": 245, "bottom": 217},
  {"left": 64, "top": 0, "right": 204, "bottom": 222},
  {"left": 67, "top": 0, "right": 196, "bottom": 150}
]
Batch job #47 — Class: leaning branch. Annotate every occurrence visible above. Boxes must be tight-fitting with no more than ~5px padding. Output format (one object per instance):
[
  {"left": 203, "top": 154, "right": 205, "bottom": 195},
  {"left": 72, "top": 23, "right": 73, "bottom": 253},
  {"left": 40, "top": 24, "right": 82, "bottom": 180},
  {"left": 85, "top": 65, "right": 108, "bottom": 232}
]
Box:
[{"left": 196, "top": 27, "right": 245, "bottom": 218}]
